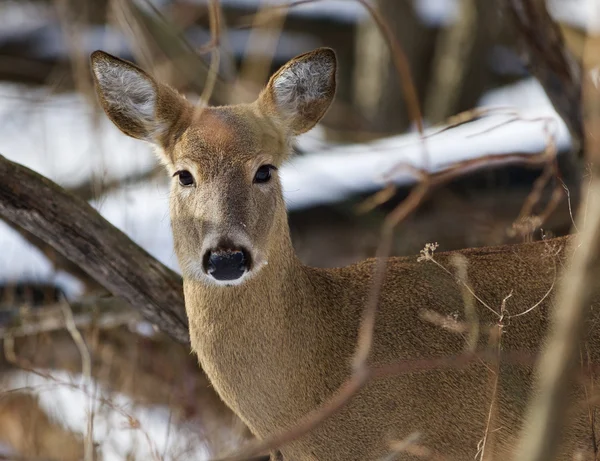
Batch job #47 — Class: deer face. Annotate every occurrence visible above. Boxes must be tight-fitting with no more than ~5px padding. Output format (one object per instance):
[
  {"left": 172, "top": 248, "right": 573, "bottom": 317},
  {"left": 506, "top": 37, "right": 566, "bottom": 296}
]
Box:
[{"left": 91, "top": 48, "right": 337, "bottom": 285}]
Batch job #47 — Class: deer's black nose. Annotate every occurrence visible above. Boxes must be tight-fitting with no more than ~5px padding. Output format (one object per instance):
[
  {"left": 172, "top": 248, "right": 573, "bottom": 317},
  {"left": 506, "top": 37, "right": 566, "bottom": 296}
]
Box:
[{"left": 203, "top": 248, "right": 250, "bottom": 281}]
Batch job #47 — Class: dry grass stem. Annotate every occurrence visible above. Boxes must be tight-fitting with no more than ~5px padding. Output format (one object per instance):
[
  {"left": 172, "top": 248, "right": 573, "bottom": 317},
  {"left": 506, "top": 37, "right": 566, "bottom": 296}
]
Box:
[
  {"left": 197, "top": 0, "right": 222, "bottom": 54},
  {"left": 59, "top": 298, "right": 94, "bottom": 461},
  {"left": 0, "top": 297, "right": 136, "bottom": 339},
  {"left": 561, "top": 180, "right": 579, "bottom": 232},
  {"left": 476, "top": 309, "right": 506, "bottom": 461},
  {"left": 381, "top": 432, "right": 421, "bottom": 461},
  {"left": 418, "top": 243, "right": 500, "bottom": 318},
  {"left": 424, "top": 0, "right": 477, "bottom": 123},
  {"left": 230, "top": 0, "right": 288, "bottom": 104},
  {"left": 197, "top": 0, "right": 221, "bottom": 107},
  {"left": 419, "top": 309, "right": 470, "bottom": 335},
  {"left": 449, "top": 254, "right": 480, "bottom": 352}
]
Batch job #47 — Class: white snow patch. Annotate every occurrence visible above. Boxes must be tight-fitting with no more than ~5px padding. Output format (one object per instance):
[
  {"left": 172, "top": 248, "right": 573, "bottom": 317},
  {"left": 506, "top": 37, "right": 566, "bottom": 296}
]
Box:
[
  {"left": 478, "top": 77, "right": 555, "bottom": 109},
  {"left": 170, "top": 0, "right": 366, "bottom": 22},
  {"left": 547, "top": 0, "right": 600, "bottom": 32},
  {"left": 412, "top": 0, "right": 459, "bottom": 26},
  {"left": 0, "top": 220, "right": 85, "bottom": 297},
  {"left": 89, "top": 180, "right": 180, "bottom": 274},
  {"left": 281, "top": 78, "right": 569, "bottom": 210},
  {"left": 408, "top": 0, "right": 600, "bottom": 30},
  {"left": 3, "top": 370, "right": 211, "bottom": 461},
  {"left": 0, "top": 1, "right": 50, "bottom": 38},
  {"left": 0, "top": 84, "right": 156, "bottom": 188}
]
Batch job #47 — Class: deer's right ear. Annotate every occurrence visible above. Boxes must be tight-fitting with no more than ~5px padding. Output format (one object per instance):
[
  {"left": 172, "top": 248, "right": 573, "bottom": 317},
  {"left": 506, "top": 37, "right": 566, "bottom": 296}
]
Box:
[
  {"left": 258, "top": 47, "right": 337, "bottom": 135},
  {"left": 90, "top": 51, "right": 188, "bottom": 146}
]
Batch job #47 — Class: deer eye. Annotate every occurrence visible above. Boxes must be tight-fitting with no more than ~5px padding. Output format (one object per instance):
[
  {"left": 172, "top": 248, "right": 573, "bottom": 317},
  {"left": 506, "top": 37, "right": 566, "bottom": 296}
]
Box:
[
  {"left": 254, "top": 165, "right": 276, "bottom": 184},
  {"left": 175, "top": 170, "right": 195, "bottom": 187}
]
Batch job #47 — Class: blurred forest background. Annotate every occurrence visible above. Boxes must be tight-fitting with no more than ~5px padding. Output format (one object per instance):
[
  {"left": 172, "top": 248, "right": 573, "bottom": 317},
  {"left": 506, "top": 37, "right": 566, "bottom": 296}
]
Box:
[{"left": 0, "top": 0, "right": 595, "bottom": 459}]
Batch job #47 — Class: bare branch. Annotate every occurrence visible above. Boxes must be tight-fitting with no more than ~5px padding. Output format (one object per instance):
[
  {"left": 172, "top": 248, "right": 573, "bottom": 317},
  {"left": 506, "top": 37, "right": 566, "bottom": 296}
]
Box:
[
  {"left": 68, "top": 165, "right": 163, "bottom": 203},
  {"left": 109, "top": 0, "right": 230, "bottom": 104},
  {"left": 0, "top": 295, "right": 136, "bottom": 339},
  {"left": 0, "top": 154, "right": 189, "bottom": 344}
]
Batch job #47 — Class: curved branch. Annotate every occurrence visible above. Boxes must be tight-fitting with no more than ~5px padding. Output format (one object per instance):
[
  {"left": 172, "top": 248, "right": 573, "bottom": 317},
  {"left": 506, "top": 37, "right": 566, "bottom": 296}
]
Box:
[{"left": 0, "top": 154, "right": 189, "bottom": 344}]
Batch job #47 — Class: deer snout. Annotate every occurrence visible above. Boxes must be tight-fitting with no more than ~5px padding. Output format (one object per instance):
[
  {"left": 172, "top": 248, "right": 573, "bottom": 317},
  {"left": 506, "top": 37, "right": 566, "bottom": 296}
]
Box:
[{"left": 203, "top": 246, "right": 251, "bottom": 282}]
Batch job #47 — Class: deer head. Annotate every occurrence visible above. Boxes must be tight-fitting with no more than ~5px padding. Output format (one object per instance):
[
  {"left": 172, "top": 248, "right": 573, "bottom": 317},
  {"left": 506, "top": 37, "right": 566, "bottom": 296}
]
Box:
[{"left": 90, "top": 49, "right": 337, "bottom": 286}]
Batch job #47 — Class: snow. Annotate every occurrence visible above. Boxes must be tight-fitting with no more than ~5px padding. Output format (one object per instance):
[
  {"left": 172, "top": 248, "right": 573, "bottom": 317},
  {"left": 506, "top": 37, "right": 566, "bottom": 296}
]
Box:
[
  {"left": 479, "top": 77, "right": 555, "bottom": 109},
  {"left": 412, "top": 0, "right": 459, "bottom": 26},
  {"left": 3, "top": 370, "right": 211, "bottom": 461},
  {"left": 0, "top": 85, "right": 157, "bottom": 187},
  {"left": 282, "top": 77, "right": 569, "bottom": 209},
  {"left": 0, "top": 221, "right": 85, "bottom": 296},
  {"left": 0, "top": 1, "right": 50, "bottom": 38},
  {"left": 411, "top": 0, "right": 599, "bottom": 30},
  {"left": 179, "top": 0, "right": 600, "bottom": 32},
  {"left": 547, "top": 0, "right": 600, "bottom": 33},
  {"left": 174, "top": 0, "right": 366, "bottom": 22},
  {"left": 91, "top": 181, "right": 180, "bottom": 274}
]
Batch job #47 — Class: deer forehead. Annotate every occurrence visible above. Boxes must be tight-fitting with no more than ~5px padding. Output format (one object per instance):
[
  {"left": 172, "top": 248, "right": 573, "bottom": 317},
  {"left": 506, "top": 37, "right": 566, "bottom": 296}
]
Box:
[{"left": 171, "top": 105, "right": 287, "bottom": 178}]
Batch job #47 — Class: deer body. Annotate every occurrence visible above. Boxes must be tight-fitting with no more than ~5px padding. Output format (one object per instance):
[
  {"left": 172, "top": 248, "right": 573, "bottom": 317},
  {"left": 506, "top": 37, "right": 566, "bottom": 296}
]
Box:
[
  {"left": 188, "top": 236, "right": 599, "bottom": 460},
  {"left": 91, "top": 48, "right": 600, "bottom": 460}
]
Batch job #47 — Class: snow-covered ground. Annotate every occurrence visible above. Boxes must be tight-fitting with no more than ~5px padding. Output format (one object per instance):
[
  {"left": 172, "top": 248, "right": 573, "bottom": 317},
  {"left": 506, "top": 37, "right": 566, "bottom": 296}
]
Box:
[{"left": 2, "top": 370, "right": 213, "bottom": 461}]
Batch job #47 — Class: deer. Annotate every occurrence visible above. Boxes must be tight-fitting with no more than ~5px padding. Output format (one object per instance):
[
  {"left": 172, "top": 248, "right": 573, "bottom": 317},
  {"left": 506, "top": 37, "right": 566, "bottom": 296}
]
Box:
[{"left": 89, "top": 47, "right": 600, "bottom": 460}]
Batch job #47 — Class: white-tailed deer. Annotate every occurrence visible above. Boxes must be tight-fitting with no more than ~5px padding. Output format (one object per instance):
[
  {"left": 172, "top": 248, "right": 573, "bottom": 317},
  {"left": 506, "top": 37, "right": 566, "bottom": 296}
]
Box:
[{"left": 90, "top": 48, "right": 599, "bottom": 460}]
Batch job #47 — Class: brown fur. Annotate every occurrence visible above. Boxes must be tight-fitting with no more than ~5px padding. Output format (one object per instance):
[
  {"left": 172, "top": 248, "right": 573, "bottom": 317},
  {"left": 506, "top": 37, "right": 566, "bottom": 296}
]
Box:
[{"left": 91, "top": 48, "right": 600, "bottom": 460}]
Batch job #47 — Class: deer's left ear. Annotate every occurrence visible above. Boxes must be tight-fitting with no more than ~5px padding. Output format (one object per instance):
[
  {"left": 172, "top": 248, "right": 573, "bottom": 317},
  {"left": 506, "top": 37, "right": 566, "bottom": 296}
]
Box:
[{"left": 258, "top": 47, "right": 337, "bottom": 135}]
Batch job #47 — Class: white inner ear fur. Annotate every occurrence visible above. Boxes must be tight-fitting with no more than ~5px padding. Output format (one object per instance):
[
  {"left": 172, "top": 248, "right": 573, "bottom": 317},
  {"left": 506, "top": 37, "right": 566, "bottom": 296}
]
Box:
[
  {"left": 93, "top": 62, "right": 166, "bottom": 142},
  {"left": 272, "top": 57, "right": 333, "bottom": 118}
]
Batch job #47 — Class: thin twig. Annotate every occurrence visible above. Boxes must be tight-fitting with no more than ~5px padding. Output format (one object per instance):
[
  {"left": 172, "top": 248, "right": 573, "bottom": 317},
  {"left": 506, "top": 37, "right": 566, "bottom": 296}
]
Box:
[
  {"left": 477, "top": 308, "right": 506, "bottom": 461},
  {"left": 60, "top": 297, "right": 94, "bottom": 461},
  {"left": 382, "top": 432, "right": 421, "bottom": 461},
  {"left": 230, "top": 0, "right": 288, "bottom": 104},
  {"left": 0, "top": 296, "right": 136, "bottom": 339},
  {"left": 198, "top": 0, "right": 221, "bottom": 106},
  {"left": 197, "top": 0, "right": 222, "bottom": 54},
  {"left": 450, "top": 254, "right": 479, "bottom": 352}
]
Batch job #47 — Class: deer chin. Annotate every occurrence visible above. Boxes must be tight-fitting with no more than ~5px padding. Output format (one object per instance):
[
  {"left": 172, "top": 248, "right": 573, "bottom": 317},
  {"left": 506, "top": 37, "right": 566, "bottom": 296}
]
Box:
[{"left": 206, "top": 271, "right": 252, "bottom": 287}]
